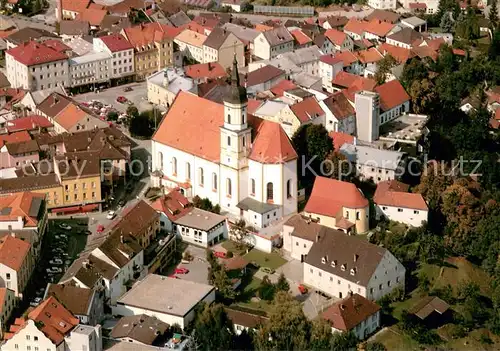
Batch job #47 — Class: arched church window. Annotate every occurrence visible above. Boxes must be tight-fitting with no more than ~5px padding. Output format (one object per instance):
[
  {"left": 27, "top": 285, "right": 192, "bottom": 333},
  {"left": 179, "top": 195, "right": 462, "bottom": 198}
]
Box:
[
  {"left": 158, "top": 152, "right": 163, "bottom": 169},
  {"left": 227, "top": 136, "right": 231, "bottom": 146},
  {"left": 186, "top": 162, "right": 191, "bottom": 180},
  {"left": 199, "top": 168, "right": 204, "bottom": 186},
  {"left": 251, "top": 179, "right": 255, "bottom": 195},
  {"left": 266, "top": 182, "right": 273, "bottom": 201},
  {"left": 227, "top": 114, "right": 231, "bottom": 124},
  {"left": 213, "top": 173, "right": 217, "bottom": 191}
]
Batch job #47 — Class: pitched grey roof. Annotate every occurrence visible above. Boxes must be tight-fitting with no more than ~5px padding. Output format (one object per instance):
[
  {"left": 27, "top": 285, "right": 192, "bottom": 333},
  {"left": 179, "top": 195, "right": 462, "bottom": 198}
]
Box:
[
  {"left": 280, "top": 45, "right": 322, "bottom": 66},
  {"left": 263, "top": 26, "right": 293, "bottom": 46},
  {"left": 387, "top": 27, "right": 422, "bottom": 45},
  {"left": 168, "top": 11, "right": 191, "bottom": 27},
  {"left": 60, "top": 20, "right": 90, "bottom": 36},
  {"left": 203, "top": 28, "right": 232, "bottom": 50},
  {"left": 6, "top": 27, "right": 57, "bottom": 45},
  {"left": 221, "top": 23, "right": 260, "bottom": 43}
]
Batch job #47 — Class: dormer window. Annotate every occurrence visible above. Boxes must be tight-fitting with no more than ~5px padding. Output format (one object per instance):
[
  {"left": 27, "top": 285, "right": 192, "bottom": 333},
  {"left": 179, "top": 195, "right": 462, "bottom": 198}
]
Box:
[
  {"left": 321, "top": 257, "right": 326, "bottom": 264},
  {"left": 341, "top": 264, "right": 346, "bottom": 271},
  {"left": 331, "top": 260, "right": 337, "bottom": 267},
  {"left": 350, "top": 268, "right": 356, "bottom": 276}
]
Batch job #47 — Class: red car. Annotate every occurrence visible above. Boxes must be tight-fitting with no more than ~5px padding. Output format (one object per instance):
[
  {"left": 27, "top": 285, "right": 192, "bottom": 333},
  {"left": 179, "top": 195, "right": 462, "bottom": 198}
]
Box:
[
  {"left": 168, "top": 274, "right": 180, "bottom": 279},
  {"left": 174, "top": 268, "right": 189, "bottom": 274},
  {"left": 116, "top": 96, "right": 127, "bottom": 103},
  {"left": 214, "top": 251, "right": 226, "bottom": 258},
  {"left": 298, "top": 284, "right": 308, "bottom": 295},
  {"left": 97, "top": 225, "right": 105, "bottom": 233}
]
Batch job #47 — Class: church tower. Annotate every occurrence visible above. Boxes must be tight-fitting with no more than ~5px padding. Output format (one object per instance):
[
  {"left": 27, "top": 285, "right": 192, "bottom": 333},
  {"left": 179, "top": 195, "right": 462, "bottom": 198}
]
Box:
[
  {"left": 219, "top": 56, "right": 251, "bottom": 212},
  {"left": 220, "top": 56, "right": 251, "bottom": 170}
]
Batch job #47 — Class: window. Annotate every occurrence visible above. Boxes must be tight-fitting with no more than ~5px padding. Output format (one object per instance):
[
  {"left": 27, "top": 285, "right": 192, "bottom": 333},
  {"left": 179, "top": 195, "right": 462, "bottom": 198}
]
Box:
[
  {"left": 397, "top": 208, "right": 403, "bottom": 212},
  {"left": 227, "top": 114, "right": 231, "bottom": 124},
  {"left": 227, "top": 178, "right": 232, "bottom": 197},
  {"left": 158, "top": 152, "right": 163, "bottom": 169},
  {"left": 186, "top": 162, "right": 191, "bottom": 180},
  {"left": 6, "top": 273, "right": 10, "bottom": 280},
  {"left": 198, "top": 168, "right": 204, "bottom": 186},
  {"left": 227, "top": 136, "right": 231, "bottom": 146},
  {"left": 414, "top": 210, "right": 419, "bottom": 214},
  {"left": 34, "top": 336, "right": 38, "bottom": 342},
  {"left": 172, "top": 157, "right": 177, "bottom": 175},
  {"left": 379, "top": 284, "right": 382, "bottom": 290},
  {"left": 212, "top": 173, "right": 217, "bottom": 190},
  {"left": 251, "top": 178, "right": 255, "bottom": 195},
  {"left": 266, "top": 182, "right": 273, "bottom": 201},
  {"left": 287, "top": 179, "right": 292, "bottom": 198},
  {"left": 309, "top": 268, "right": 313, "bottom": 273},
  {"left": 26, "top": 335, "right": 30, "bottom": 340},
  {"left": 356, "top": 212, "right": 360, "bottom": 220},
  {"left": 296, "top": 241, "right": 298, "bottom": 246},
  {"left": 345, "top": 211, "right": 349, "bottom": 219}
]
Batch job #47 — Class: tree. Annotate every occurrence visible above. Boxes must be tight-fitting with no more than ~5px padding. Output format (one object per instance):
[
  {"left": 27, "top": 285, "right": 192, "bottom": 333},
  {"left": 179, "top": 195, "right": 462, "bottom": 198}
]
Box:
[
  {"left": 230, "top": 219, "right": 250, "bottom": 250},
  {"left": 213, "top": 268, "right": 236, "bottom": 301},
  {"left": 401, "top": 59, "right": 429, "bottom": 89},
  {"left": 107, "top": 111, "right": 118, "bottom": 121},
  {"left": 322, "top": 150, "right": 351, "bottom": 181},
  {"left": 367, "top": 341, "right": 387, "bottom": 351},
  {"left": 374, "top": 54, "right": 397, "bottom": 84},
  {"left": 258, "top": 275, "right": 275, "bottom": 300},
  {"left": 192, "top": 196, "right": 220, "bottom": 214},
  {"left": 408, "top": 79, "right": 437, "bottom": 114},
  {"left": 455, "top": 5, "right": 480, "bottom": 41},
  {"left": 490, "top": 0, "right": 499, "bottom": 29},
  {"left": 330, "top": 331, "right": 358, "bottom": 350},
  {"left": 129, "top": 112, "right": 153, "bottom": 138},
  {"left": 489, "top": 28, "right": 500, "bottom": 61},
  {"left": 310, "top": 319, "right": 332, "bottom": 351},
  {"left": 414, "top": 163, "right": 453, "bottom": 211},
  {"left": 275, "top": 273, "right": 290, "bottom": 292},
  {"left": 126, "top": 105, "right": 139, "bottom": 118},
  {"left": 440, "top": 12, "right": 455, "bottom": 33},
  {"left": 192, "top": 303, "right": 234, "bottom": 351},
  {"left": 255, "top": 292, "right": 311, "bottom": 350},
  {"left": 233, "top": 329, "right": 255, "bottom": 350}
]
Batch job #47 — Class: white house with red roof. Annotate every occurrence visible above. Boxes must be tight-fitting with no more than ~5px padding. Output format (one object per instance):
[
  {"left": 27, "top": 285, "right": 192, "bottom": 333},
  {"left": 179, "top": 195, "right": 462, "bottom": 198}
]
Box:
[
  {"left": 151, "top": 58, "right": 298, "bottom": 227},
  {"left": 319, "top": 54, "right": 344, "bottom": 91},
  {"left": 5, "top": 41, "right": 70, "bottom": 91},
  {"left": 373, "top": 180, "right": 428, "bottom": 226},
  {"left": 0, "top": 235, "right": 34, "bottom": 297},
  {"left": 93, "top": 34, "right": 135, "bottom": 81},
  {"left": 374, "top": 80, "right": 411, "bottom": 125},
  {"left": 324, "top": 29, "right": 354, "bottom": 53},
  {"left": 304, "top": 176, "right": 369, "bottom": 234}
]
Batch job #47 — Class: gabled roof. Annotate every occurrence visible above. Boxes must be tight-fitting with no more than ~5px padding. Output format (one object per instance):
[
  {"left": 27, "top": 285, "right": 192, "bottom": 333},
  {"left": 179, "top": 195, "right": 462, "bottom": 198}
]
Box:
[
  {"left": 0, "top": 234, "right": 31, "bottom": 271},
  {"left": 305, "top": 176, "right": 369, "bottom": 218},
  {"left": 111, "top": 315, "right": 169, "bottom": 344},
  {"left": 325, "top": 28, "right": 348, "bottom": 46},
  {"left": 374, "top": 80, "right": 410, "bottom": 112},
  {"left": 75, "top": 8, "right": 107, "bottom": 26},
  {"left": 332, "top": 50, "right": 358, "bottom": 67},
  {"left": 175, "top": 28, "right": 207, "bottom": 47},
  {"left": 324, "top": 15, "right": 349, "bottom": 28},
  {"left": 365, "top": 9, "right": 401, "bottom": 24},
  {"left": 364, "top": 19, "right": 396, "bottom": 37},
  {"left": 243, "top": 65, "right": 285, "bottom": 87},
  {"left": 53, "top": 103, "right": 92, "bottom": 131},
  {"left": 322, "top": 91, "right": 355, "bottom": 120},
  {"left": 290, "top": 96, "right": 324, "bottom": 123},
  {"left": 0, "top": 130, "right": 32, "bottom": 148},
  {"left": 319, "top": 54, "right": 344, "bottom": 66},
  {"left": 355, "top": 47, "right": 383, "bottom": 64},
  {"left": 61, "top": 0, "right": 90, "bottom": 13},
  {"left": 344, "top": 18, "right": 367, "bottom": 35},
  {"left": 123, "top": 23, "right": 178, "bottom": 47},
  {"left": 6, "top": 115, "right": 52, "bottom": 132},
  {"left": 270, "top": 79, "right": 297, "bottom": 96},
  {"left": 6, "top": 41, "right": 68, "bottom": 66},
  {"left": 28, "top": 296, "right": 80, "bottom": 345},
  {"left": 99, "top": 33, "right": 133, "bottom": 52},
  {"left": 378, "top": 43, "right": 415, "bottom": 63},
  {"left": 387, "top": 27, "right": 423, "bottom": 46},
  {"left": 6, "top": 27, "right": 58, "bottom": 45},
  {"left": 108, "top": 200, "right": 159, "bottom": 241},
  {"left": 185, "top": 62, "right": 227, "bottom": 80},
  {"left": 323, "top": 293, "right": 381, "bottom": 331},
  {"left": 203, "top": 27, "right": 239, "bottom": 49},
  {"left": 45, "top": 283, "right": 94, "bottom": 316},
  {"left": 0, "top": 192, "right": 45, "bottom": 228},
  {"left": 330, "top": 131, "right": 355, "bottom": 151},
  {"left": 249, "top": 119, "right": 297, "bottom": 164},
  {"left": 262, "top": 26, "right": 293, "bottom": 46},
  {"left": 290, "top": 29, "right": 312, "bottom": 46},
  {"left": 151, "top": 189, "right": 193, "bottom": 222},
  {"left": 374, "top": 180, "right": 428, "bottom": 210}
]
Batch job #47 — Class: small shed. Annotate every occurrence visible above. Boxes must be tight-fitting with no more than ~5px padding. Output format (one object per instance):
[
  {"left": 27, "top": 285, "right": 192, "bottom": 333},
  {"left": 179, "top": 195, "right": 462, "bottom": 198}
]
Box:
[{"left": 409, "top": 296, "right": 450, "bottom": 327}]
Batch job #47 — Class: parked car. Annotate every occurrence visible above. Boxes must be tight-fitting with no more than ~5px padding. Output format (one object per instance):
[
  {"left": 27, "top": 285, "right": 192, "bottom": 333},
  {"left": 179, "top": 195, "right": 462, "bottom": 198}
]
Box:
[
  {"left": 298, "top": 284, "right": 308, "bottom": 295},
  {"left": 54, "top": 234, "right": 67, "bottom": 240},
  {"left": 106, "top": 211, "right": 116, "bottom": 220},
  {"left": 30, "top": 297, "right": 42, "bottom": 307},
  {"left": 214, "top": 251, "right": 226, "bottom": 258},
  {"left": 261, "top": 267, "right": 275, "bottom": 274},
  {"left": 59, "top": 223, "right": 72, "bottom": 230},
  {"left": 116, "top": 96, "right": 127, "bottom": 103},
  {"left": 118, "top": 199, "right": 126, "bottom": 207},
  {"left": 49, "top": 258, "right": 63, "bottom": 265},
  {"left": 97, "top": 225, "right": 105, "bottom": 233},
  {"left": 123, "top": 86, "right": 133, "bottom": 92},
  {"left": 174, "top": 268, "right": 189, "bottom": 274},
  {"left": 46, "top": 267, "right": 63, "bottom": 274}
]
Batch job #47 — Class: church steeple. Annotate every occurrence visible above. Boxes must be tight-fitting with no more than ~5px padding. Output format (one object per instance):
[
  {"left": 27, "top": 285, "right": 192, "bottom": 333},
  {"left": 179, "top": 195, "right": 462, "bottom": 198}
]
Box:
[{"left": 224, "top": 55, "right": 247, "bottom": 105}]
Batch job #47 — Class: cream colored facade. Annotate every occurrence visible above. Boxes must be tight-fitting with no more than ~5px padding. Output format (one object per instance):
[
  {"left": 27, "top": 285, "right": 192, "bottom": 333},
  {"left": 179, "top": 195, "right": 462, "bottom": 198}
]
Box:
[
  {"left": 60, "top": 176, "right": 102, "bottom": 207},
  {"left": 6, "top": 55, "right": 70, "bottom": 90},
  {"left": 2, "top": 319, "right": 62, "bottom": 351},
  {"left": 0, "top": 245, "right": 34, "bottom": 298},
  {"left": 282, "top": 225, "right": 314, "bottom": 261},
  {"left": 202, "top": 32, "right": 245, "bottom": 70},
  {"left": 126, "top": 39, "right": 174, "bottom": 81},
  {"left": 304, "top": 205, "right": 369, "bottom": 234},
  {"left": 175, "top": 30, "right": 206, "bottom": 63},
  {"left": 254, "top": 104, "right": 303, "bottom": 138}
]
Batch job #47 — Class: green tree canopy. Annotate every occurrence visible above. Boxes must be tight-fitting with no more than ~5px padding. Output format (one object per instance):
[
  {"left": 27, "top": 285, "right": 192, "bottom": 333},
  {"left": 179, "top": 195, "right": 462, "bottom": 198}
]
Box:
[
  {"left": 374, "top": 54, "right": 397, "bottom": 84},
  {"left": 192, "top": 303, "right": 235, "bottom": 351}
]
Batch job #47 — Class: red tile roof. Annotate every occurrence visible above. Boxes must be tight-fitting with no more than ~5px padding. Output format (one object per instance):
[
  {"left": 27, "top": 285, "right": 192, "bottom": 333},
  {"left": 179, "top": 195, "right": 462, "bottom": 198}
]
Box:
[
  {"left": 374, "top": 180, "right": 428, "bottom": 210},
  {"left": 411, "top": 45, "right": 439, "bottom": 61},
  {"left": 0, "top": 130, "right": 32, "bottom": 148},
  {"left": 332, "top": 51, "right": 358, "bottom": 67},
  {"left": 319, "top": 54, "right": 344, "bottom": 66},
  {"left": 270, "top": 79, "right": 297, "bottom": 96},
  {"left": 323, "top": 294, "right": 381, "bottom": 331},
  {"left": 0, "top": 192, "right": 45, "bottom": 227},
  {"left": 344, "top": 18, "right": 367, "bottom": 35},
  {"left": 378, "top": 43, "right": 415, "bottom": 63},
  {"left": 75, "top": 8, "right": 108, "bottom": 26},
  {"left": 290, "top": 96, "right": 324, "bottom": 123},
  {"left": 151, "top": 189, "right": 193, "bottom": 221},
  {"left": 123, "top": 23, "right": 179, "bottom": 47},
  {"left": 249, "top": 119, "right": 297, "bottom": 164},
  {"left": 28, "top": 296, "right": 80, "bottom": 345},
  {"left": 61, "top": 0, "right": 90, "bottom": 13},
  {"left": 185, "top": 62, "right": 227, "bottom": 80},
  {"left": 323, "top": 91, "right": 355, "bottom": 121},
  {"left": 0, "top": 235, "right": 31, "bottom": 271},
  {"left": 42, "top": 39, "right": 71, "bottom": 53},
  {"left": 425, "top": 37, "right": 445, "bottom": 51},
  {"left": 247, "top": 99, "right": 263, "bottom": 114},
  {"left": 180, "top": 20, "right": 209, "bottom": 35},
  {"left": 325, "top": 28, "right": 348, "bottom": 46},
  {"left": 99, "top": 33, "right": 133, "bottom": 52},
  {"left": 409, "top": 2, "right": 427, "bottom": 8},
  {"left": 332, "top": 71, "right": 362, "bottom": 89},
  {"left": 243, "top": 65, "right": 285, "bottom": 87},
  {"left": 290, "top": 29, "right": 312, "bottom": 46},
  {"left": 54, "top": 103, "right": 89, "bottom": 131},
  {"left": 6, "top": 41, "right": 68, "bottom": 66},
  {"left": 305, "top": 176, "right": 369, "bottom": 218},
  {"left": 329, "top": 131, "right": 355, "bottom": 151},
  {"left": 355, "top": 47, "right": 383, "bottom": 64},
  {"left": 452, "top": 48, "right": 466, "bottom": 56},
  {"left": 364, "top": 19, "right": 396, "bottom": 37},
  {"left": 374, "top": 80, "right": 410, "bottom": 112}
]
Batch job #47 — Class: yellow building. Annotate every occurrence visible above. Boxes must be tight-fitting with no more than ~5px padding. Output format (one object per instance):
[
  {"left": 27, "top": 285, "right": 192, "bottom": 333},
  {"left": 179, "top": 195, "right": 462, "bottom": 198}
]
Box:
[{"left": 122, "top": 23, "right": 177, "bottom": 80}]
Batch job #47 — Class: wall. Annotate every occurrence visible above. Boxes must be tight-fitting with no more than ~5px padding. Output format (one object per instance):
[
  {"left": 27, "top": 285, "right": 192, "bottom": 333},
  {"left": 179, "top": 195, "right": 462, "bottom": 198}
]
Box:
[
  {"left": 60, "top": 176, "right": 102, "bottom": 207},
  {"left": 0, "top": 288, "right": 15, "bottom": 332},
  {"left": 379, "top": 101, "right": 410, "bottom": 125},
  {"left": 253, "top": 33, "right": 271, "bottom": 60},
  {"left": 356, "top": 163, "right": 398, "bottom": 184},
  {"left": 366, "top": 251, "right": 406, "bottom": 301},
  {"left": 367, "top": 0, "right": 397, "bottom": 9},
  {"left": 0, "top": 265, "right": 18, "bottom": 296},
  {"left": 332, "top": 310, "right": 380, "bottom": 339},
  {"left": 375, "top": 204, "right": 428, "bottom": 227},
  {"left": 215, "top": 33, "right": 245, "bottom": 69},
  {"left": 133, "top": 47, "right": 158, "bottom": 80},
  {"left": 175, "top": 221, "right": 227, "bottom": 247},
  {"left": 283, "top": 229, "right": 314, "bottom": 261},
  {"left": 386, "top": 38, "right": 411, "bottom": 49},
  {"left": 6, "top": 56, "right": 69, "bottom": 90},
  {"left": 1, "top": 319, "right": 57, "bottom": 351},
  {"left": 66, "top": 326, "right": 102, "bottom": 351}
]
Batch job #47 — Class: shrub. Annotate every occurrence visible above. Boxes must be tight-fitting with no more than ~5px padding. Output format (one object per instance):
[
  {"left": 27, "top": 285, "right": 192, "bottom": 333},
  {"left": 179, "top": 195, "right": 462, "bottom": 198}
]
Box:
[{"left": 226, "top": 251, "right": 234, "bottom": 258}]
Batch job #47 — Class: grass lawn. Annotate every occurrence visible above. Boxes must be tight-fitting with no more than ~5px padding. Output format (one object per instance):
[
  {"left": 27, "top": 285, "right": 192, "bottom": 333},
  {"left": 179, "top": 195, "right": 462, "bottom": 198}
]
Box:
[
  {"left": 371, "top": 326, "right": 420, "bottom": 351},
  {"left": 221, "top": 240, "right": 247, "bottom": 256},
  {"left": 233, "top": 276, "right": 272, "bottom": 312},
  {"left": 243, "top": 249, "right": 287, "bottom": 270}
]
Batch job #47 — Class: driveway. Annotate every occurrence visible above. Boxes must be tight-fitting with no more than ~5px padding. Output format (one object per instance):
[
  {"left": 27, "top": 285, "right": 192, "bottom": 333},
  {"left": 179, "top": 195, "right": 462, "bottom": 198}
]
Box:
[
  {"left": 276, "top": 259, "right": 303, "bottom": 284},
  {"left": 171, "top": 245, "right": 210, "bottom": 285},
  {"left": 302, "top": 292, "right": 338, "bottom": 320}
]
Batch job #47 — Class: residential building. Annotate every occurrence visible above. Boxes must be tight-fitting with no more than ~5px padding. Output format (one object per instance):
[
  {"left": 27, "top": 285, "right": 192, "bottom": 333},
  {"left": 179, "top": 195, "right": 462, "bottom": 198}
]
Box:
[
  {"left": 283, "top": 214, "right": 325, "bottom": 262},
  {"left": 367, "top": 0, "right": 397, "bottom": 10},
  {"left": 373, "top": 180, "right": 428, "bottom": 226},
  {"left": 69, "top": 51, "right": 112, "bottom": 88},
  {"left": 2, "top": 296, "right": 102, "bottom": 351},
  {"left": 5, "top": 27, "right": 58, "bottom": 49},
  {"left": 147, "top": 68, "right": 197, "bottom": 107},
  {"left": 320, "top": 90, "right": 356, "bottom": 134},
  {"left": 45, "top": 283, "right": 104, "bottom": 326},
  {"left": 302, "top": 222, "right": 406, "bottom": 301},
  {"left": 243, "top": 65, "right": 286, "bottom": 95},
  {"left": 107, "top": 200, "right": 160, "bottom": 249},
  {"left": 366, "top": 10, "right": 401, "bottom": 24},
  {"left": 340, "top": 144, "right": 406, "bottom": 183},
  {"left": 174, "top": 208, "right": 227, "bottom": 247},
  {"left": 319, "top": 55, "right": 344, "bottom": 91},
  {"left": 322, "top": 293, "right": 381, "bottom": 339},
  {"left": 0, "top": 287, "right": 15, "bottom": 335},
  {"left": 0, "top": 235, "right": 34, "bottom": 297},
  {"left": 401, "top": 16, "right": 427, "bottom": 32},
  {"left": 253, "top": 27, "right": 294, "bottom": 60},
  {"left": 111, "top": 315, "right": 169, "bottom": 346},
  {"left": 402, "top": 0, "right": 439, "bottom": 14},
  {"left": 374, "top": 80, "right": 411, "bottom": 125},
  {"left": 278, "top": 46, "right": 322, "bottom": 76},
  {"left": 59, "top": 0, "right": 90, "bottom": 20},
  {"left": 202, "top": 28, "right": 245, "bottom": 69},
  {"left": 324, "top": 29, "right": 354, "bottom": 53},
  {"left": 221, "top": 23, "right": 260, "bottom": 53},
  {"left": 113, "top": 274, "right": 215, "bottom": 329},
  {"left": 343, "top": 18, "right": 367, "bottom": 41},
  {"left": 93, "top": 33, "right": 135, "bottom": 82},
  {"left": 386, "top": 27, "right": 423, "bottom": 49},
  {"left": 290, "top": 29, "right": 312, "bottom": 49},
  {"left": 175, "top": 29, "right": 207, "bottom": 63},
  {"left": 151, "top": 60, "right": 298, "bottom": 223},
  {"left": 3, "top": 115, "right": 53, "bottom": 134},
  {"left": 5, "top": 41, "right": 69, "bottom": 90},
  {"left": 185, "top": 62, "right": 227, "bottom": 83},
  {"left": 322, "top": 16, "right": 349, "bottom": 30},
  {"left": 0, "top": 131, "right": 39, "bottom": 169},
  {"left": 225, "top": 308, "right": 269, "bottom": 335},
  {"left": 151, "top": 189, "right": 193, "bottom": 233},
  {"left": 122, "top": 23, "right": 177, "bottom": 80},
  {"left": 60, "top": 230, "right": 144, "bottom": 305},
  {"left": 220, "top": 0, "right": 246, "bottom": 12},
  {"left": 363, "top": 19, "right": 398, "bottom": 42},
  {"left": 304, "top": 177, "right": 369, "bottom": 234}
]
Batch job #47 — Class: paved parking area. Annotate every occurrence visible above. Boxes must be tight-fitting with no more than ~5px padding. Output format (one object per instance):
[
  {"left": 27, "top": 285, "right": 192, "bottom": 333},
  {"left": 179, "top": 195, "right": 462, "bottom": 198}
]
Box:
[
  {"left": 72, "top": 82, "right": 153, "bottom": 113},
  {"left": 302, "top": 292, "right": 338, "bottom": 320},
  {"left": 276, "top": 259, "right": 303, "bottom": 283},
  {"left": 173, "top": 245, "right": 210, "bottom": 285}
]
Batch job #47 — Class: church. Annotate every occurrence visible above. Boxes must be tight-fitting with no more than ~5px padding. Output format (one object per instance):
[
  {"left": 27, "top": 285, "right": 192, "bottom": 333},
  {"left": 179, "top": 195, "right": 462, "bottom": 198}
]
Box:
[{"left": 151, "top": 58, "right": 298, "bottom": 228}]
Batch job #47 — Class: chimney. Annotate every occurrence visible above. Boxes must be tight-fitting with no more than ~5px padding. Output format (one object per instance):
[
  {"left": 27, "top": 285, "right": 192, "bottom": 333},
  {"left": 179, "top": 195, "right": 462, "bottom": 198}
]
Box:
[
  {"left": 354, "top": 254, "right": 359, "bottom": 262},
  {"left": 83, "top": 259, "right": 90, "bottom": 268}
]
